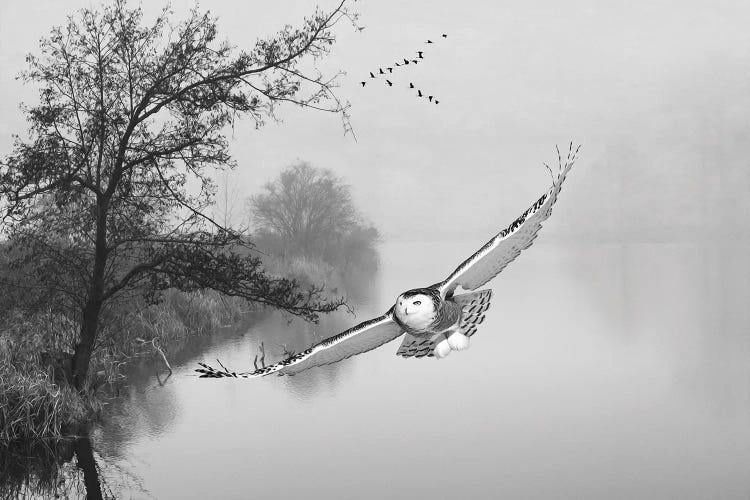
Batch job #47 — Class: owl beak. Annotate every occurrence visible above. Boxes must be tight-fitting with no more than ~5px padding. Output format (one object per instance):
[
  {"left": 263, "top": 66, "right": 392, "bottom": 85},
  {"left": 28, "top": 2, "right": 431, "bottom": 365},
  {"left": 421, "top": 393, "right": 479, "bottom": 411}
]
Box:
[{"left": 404, "top": 307, "right": 409, "bottom": 315}]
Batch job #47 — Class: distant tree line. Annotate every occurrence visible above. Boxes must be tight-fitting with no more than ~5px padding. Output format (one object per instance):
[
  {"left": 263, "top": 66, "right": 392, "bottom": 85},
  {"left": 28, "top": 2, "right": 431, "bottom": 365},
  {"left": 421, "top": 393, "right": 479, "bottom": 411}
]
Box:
[{"left": 248, "top": 162, "right": 380, "bottom": 279}]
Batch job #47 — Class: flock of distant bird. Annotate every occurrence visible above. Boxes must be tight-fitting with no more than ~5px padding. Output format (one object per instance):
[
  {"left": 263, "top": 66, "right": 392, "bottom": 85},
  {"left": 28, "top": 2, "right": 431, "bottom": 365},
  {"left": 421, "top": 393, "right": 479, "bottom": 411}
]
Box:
[{"left": 360, "top": 34, "right": 447, "bottom": 104}]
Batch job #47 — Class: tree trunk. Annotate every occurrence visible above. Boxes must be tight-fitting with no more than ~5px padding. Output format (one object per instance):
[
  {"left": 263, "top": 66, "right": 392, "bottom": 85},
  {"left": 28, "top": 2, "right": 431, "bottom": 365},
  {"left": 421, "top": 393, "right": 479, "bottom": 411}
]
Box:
[
  {"left": 72, "top": 302, "right": 101, "bottom": 390},
  {"left": 72, "top": 198, "right": 109, "bottom": 391}
]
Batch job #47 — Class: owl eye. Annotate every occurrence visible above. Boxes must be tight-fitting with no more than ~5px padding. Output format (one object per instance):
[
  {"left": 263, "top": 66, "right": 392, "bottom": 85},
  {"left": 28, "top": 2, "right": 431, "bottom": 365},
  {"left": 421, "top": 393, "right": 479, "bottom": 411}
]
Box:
[{"left": 413, "top": 300, "right": 422, "bottom": 306}]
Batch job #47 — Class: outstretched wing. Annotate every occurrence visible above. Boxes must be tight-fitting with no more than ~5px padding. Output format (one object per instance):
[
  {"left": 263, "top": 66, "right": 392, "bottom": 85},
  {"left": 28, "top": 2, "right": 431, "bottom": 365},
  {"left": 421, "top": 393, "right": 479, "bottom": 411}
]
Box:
[
  {"left": 397, "top": 290, "right": 493, "bottom": 358},
  {"left": 197, "top": 310, "right": 404, "bottom": 378},
  {"left": 438, "top": 149, "right": 578, "bottom": 297}
]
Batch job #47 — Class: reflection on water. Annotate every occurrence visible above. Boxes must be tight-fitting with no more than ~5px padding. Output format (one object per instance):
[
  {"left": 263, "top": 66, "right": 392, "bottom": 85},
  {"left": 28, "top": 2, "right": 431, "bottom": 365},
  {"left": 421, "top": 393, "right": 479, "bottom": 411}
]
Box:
[
  {"left": 5, "top": 241, "right": 749, "bottom": 499},
  {"left": 0, "top": 437, "right": 137, "bottom": 499}
]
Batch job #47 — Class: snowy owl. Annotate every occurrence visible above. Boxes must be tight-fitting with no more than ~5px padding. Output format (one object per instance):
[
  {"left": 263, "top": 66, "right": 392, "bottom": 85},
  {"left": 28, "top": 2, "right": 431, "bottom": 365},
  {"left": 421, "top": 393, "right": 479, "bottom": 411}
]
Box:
[{"left": 197, "top": 146, "right": 579, "bottom": 378}]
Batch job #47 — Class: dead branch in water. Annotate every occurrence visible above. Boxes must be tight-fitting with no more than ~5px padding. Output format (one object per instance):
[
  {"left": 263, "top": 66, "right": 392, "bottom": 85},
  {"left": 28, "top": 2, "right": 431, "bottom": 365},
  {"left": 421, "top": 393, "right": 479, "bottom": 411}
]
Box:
[
  {"left": 253, "top": 341, "right": 266, "bottom": 370},
  {"left": 135, "top": 337, "right": 173, "bottom": 374}
]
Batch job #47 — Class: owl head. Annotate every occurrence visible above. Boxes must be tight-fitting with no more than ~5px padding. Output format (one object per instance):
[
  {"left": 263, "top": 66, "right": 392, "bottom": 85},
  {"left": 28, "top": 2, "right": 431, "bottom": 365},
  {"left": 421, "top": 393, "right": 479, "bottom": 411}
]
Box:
[{"left": 394, "top": 288, "right": 440, "bottom": 329}]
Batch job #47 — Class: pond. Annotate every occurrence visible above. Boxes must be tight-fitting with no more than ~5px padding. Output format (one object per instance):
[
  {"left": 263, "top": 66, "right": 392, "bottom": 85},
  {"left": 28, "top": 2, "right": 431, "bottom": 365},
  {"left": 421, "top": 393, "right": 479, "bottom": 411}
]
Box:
[{"left": 7, "top": 241, "right": 750, "bottom": 498}]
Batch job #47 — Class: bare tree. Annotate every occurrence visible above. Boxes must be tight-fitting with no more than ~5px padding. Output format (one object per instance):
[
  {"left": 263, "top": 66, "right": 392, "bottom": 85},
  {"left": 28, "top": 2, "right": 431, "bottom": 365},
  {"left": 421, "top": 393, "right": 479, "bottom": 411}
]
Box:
[
  {"left": 0, "top": 0, "right": 357, "bottom": 389},
  {"left": 248, "top": 162, "right": 359, "bottom": 255}
]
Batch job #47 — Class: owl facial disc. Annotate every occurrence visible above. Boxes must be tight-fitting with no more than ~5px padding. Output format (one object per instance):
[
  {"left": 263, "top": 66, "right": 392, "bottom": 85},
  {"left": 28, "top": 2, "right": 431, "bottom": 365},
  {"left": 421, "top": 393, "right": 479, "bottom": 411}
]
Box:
[{"left": 394, "top": 291, "right": 437, "bottom": 331}]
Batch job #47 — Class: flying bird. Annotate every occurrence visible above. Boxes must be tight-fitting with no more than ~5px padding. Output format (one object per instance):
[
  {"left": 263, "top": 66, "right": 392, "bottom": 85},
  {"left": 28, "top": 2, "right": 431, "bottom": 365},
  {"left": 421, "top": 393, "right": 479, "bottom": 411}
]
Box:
[
  {"left": 417, "top": 90, "right": 423, "bottom": 97},
  {"left": 409, "top": 82, "right": 415, "bottom": 88},
  {"left": 386, "top": 80, "right": 393, "bottom": 86},
  {"left": 369, "top": 72, "right": 375, "bottom": 78},
  {"left": 426, "top": 39, "right": 433, "bottom": 44},
  {"left": 403, "top": 59, "right": 410, "bottom": 65},
  {"left": 442, "top": 34, "right": 447, "bottom": 38},
  {"left": 379, "top": 68, "right": 385, "bottom": 74},
  {"left": 387, "top": 67, "right": 394, "bottom": 73},
  {"left": 417, "top": 51, "right": 424, "bottom": 58},
  {"left": 435, "top": 100, "right": 439, "bottom": 104},
  {"left": 428, "top": 95, "right": 433, "bottom": 102},
  {"left": 412, "top": 59, "right": 419, "bottom": 64},
  {"left": 360, "top": 81, "right": 366, "bottom": 87},
  {"left": 196, "top": 147, "right": 580, "bottom": 378},
  {"left": 395, "top": 62, "right": 401, "bottom": 67}
]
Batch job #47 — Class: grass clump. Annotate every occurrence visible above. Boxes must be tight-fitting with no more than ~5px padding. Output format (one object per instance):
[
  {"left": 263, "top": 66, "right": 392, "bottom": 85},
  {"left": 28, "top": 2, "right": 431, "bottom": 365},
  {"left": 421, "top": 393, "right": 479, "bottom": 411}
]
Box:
[
  {"left": 0, "top": 311, "right": 98, "bottom": 442},
  {"left": 0, "top": 369, "right": 98, "bottom": 442}
]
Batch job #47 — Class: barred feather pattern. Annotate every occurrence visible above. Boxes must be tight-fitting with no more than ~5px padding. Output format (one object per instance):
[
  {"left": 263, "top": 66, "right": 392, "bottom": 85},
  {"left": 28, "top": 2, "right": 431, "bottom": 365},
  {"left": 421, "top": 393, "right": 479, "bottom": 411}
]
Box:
[
  {"left": 455, "top": 289, "right": 492, "bottom": 337},
  {"left": 396, "top": 289, "right": 493, "bottom": 358}
]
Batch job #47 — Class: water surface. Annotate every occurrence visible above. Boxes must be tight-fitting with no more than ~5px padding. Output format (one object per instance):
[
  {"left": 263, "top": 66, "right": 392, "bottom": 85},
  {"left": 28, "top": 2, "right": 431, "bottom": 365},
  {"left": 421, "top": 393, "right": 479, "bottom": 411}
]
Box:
[{"left": 84, "top": 241, "right": 750, "bottom": 498}]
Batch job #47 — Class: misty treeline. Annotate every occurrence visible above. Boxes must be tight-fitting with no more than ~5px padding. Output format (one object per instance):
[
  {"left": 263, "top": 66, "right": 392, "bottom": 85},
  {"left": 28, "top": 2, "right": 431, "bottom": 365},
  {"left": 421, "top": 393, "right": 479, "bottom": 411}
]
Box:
[
  {"left": 247, "top": 162, "right": 380, "bottom": 286},
  {"left": 0, "top": 0, "right": 360, "bottom": 409}
]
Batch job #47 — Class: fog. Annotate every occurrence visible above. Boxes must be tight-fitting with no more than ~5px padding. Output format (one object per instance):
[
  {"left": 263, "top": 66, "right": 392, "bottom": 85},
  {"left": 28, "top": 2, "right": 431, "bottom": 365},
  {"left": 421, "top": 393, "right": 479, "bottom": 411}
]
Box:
[
  {"left": 2, "top": 3, "right": 749, "bottom": 497},
  {"left": 2, "top": 0, "right": 749, "bottom": 242}
]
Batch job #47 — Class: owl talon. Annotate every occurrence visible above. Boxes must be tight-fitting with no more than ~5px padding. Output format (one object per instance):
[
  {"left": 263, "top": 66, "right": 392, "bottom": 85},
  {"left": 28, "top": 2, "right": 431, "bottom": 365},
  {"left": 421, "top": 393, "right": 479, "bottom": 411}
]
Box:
[
  {"left": 434, "top": 339, "right": 451, "bottom": 358},
  {"left": 447, "top": 332, "right": 470, "bottom": 351}
]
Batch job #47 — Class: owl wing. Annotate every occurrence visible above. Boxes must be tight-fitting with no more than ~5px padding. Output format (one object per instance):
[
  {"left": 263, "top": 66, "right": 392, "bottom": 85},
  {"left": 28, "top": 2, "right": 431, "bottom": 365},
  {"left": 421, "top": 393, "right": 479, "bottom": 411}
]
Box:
[
  {"left": 438, "top": 150, "right": 577, "bottom": 298},
  {"left": 452, "top": 289, "right": 493, "bottom": 337},
  {"left": 197, "top": 310, "right": 404, "bottom": 378},
  {"left": 396, "top": 333, "right": 438, "bottom": 358}
]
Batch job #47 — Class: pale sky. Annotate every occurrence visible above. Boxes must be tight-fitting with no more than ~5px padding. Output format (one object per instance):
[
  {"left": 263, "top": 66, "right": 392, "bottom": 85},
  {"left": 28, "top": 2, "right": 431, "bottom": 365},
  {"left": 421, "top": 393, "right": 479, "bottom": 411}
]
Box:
[{"left": 2, "top": 0, "right": 749, "bottom": 242}]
